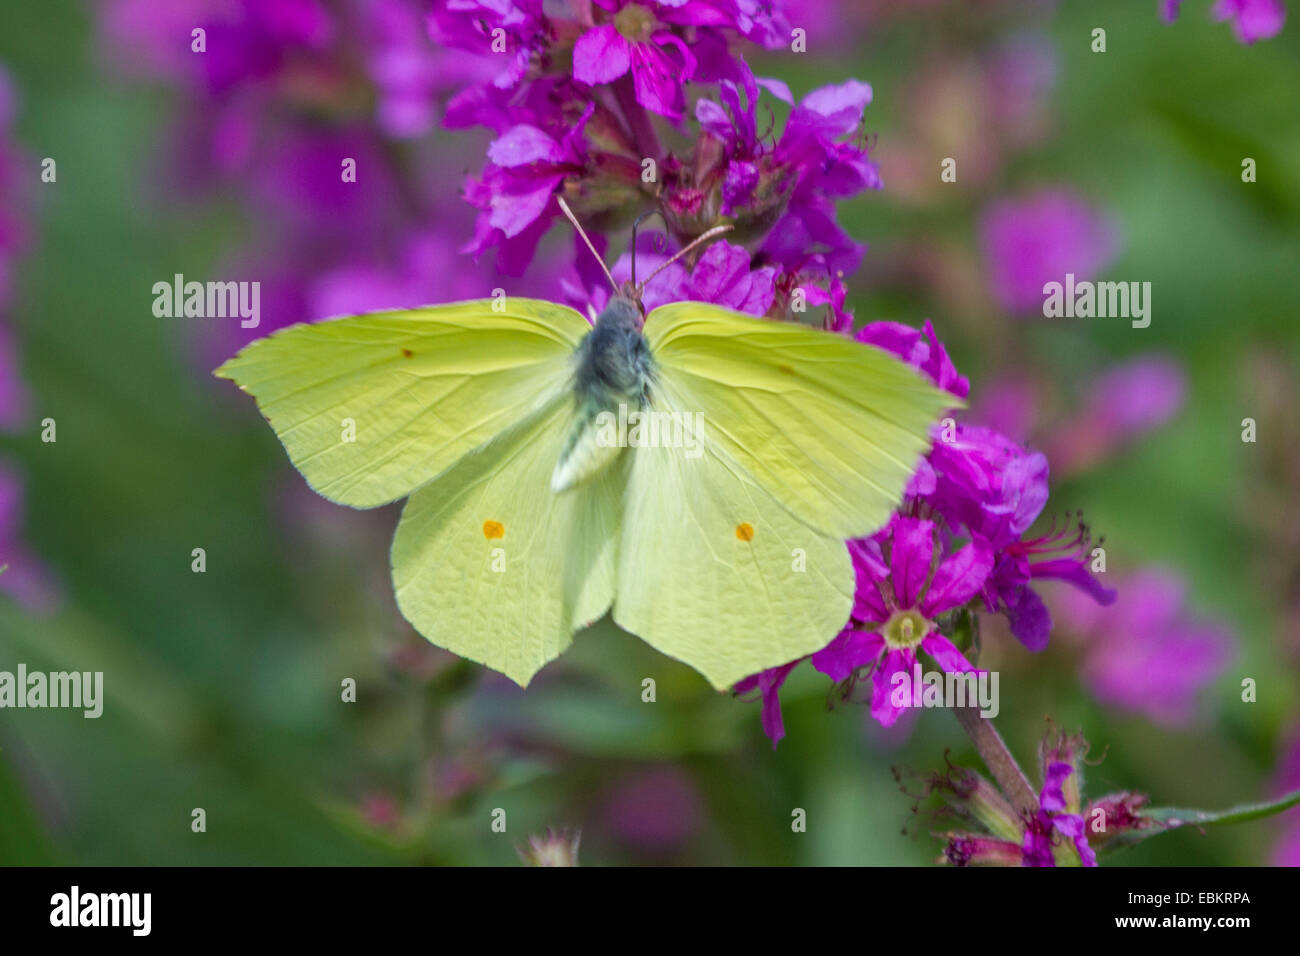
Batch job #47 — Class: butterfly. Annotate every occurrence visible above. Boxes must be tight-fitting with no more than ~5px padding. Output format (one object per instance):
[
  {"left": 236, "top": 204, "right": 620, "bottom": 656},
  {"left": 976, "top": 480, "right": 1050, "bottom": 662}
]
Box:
[{"left": 215, "top": 201, "right": 955, "bottom": 690}]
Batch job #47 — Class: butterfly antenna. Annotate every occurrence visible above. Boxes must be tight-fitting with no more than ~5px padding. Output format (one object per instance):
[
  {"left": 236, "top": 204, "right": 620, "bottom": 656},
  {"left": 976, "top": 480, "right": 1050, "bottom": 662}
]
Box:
[
  {"left": 638, "top": 221, "right": 734, "bottom": 291},
  {"left": 557, "top": 195, "right": 618, "bottom": 294}
]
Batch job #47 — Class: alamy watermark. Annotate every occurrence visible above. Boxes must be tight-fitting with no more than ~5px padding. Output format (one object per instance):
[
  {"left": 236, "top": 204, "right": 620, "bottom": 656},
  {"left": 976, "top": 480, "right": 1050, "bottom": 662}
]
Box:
[
  {"left": 1042, "top": 273, "right": 1150, "bottom": 328},
  {"left": 50, "top": 886, "right": 150, "bottom": 936},
  {"left": 595, "top": 403, "right": 704, "bottom": 459},
  {"left": 152, "top": 273, "right": 260, "bottom": 328},
  {"left": 890, "top": 663, "right": 1000, "bottom": 718},
  {"left": 0, "top": 664, "right": 103, "bottom": 718}
]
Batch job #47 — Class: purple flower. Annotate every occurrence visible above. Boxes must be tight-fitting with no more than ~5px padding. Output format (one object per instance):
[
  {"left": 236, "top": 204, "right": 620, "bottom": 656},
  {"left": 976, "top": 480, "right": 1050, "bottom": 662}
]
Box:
[
  {"left": 655, "top": 0, "right": 792, "bottom": 51},
  {"left": 762, "top": 80, "right": 881, "bottom": 275},
  {"left": 103, "top": 0, "right": 336, "bottom": 93},
  {"left": 364, "top": 0, "right": 492, "bottom": 138},
  {"left": 936, "top": 729, "right": 1105, "bottom": 866},
  {"left": 919, "top": 424, "right": 1116, "bottom": 650},
  {"left": 798, "top": 269, "right": 853, "bottom": 331},
  {"left": 572, "top": 13, "right": 697, "bottom": 120},
  {"left": 861, "top": 331, "right": 1113, "bottom": 654},
  {"left": 985, "top": 514, "right": 1118, "bottom": 652},
  {"left": 1274, "top": 724, "right": 1300, "bottom": 865},
  {"left": 857, "top": 319, "right": 969, "bottom": 399},
  {"left": 1275, "top": 827, "right": 1300, "bottom": 866},
  {"left": 680, "top": 240, "right": 776, "bottom": 315},
  {"left": 1022, "top": 762, "right": 1098, "bottom": 867},
  {"left": 971, "top": 376, "right": 1040, "bottom": 444},
  {"left": 562, "top": 233, "right": 775, "bottom": 318},
  {"left": 735, "top": 319, "right": 1115, "bottom": 744},
  {"left": 427, "top": 0, "right": 550, "bottom": 92},
  {"left": 1211, "top": 0, "right": 1286, "bottom": 43},
  {"left": 810, "top": 515, "right": 993, "bottom": 727},
  {"left": 980, "top": 190, "right": 1119, "bottom": 315},
  {"left": 0, "top": 68, "right": 31, "bottom": 313},
  {"left": 101, "top": 0, "right": 218, "bottom": 81},
  {"left": 1056, "top": 569, "right": 1233, "bottom": 726},
  {"left": 1048, "top": 356, "right": 1187, "bottom": 475},
  {"left": 691, "top": 69, "right": 878, "bottom": 272},
  {"left": 308, "top": 225, "right": 500, "bottom": 318},
  {"left": 602, "top": 767, "right": 703, "bottom": 853},
  {"left": 463, "top": 110, "right": 592, "bottom": 275},
  {"left": 733, "top": 659, "right": 801, "bottom": 747},
  {"left": 1161, "top": 0, "right": 1186, "bottom": 21},
  {"left": 247, "top": 125, "right": 404, "bottom": 241}
]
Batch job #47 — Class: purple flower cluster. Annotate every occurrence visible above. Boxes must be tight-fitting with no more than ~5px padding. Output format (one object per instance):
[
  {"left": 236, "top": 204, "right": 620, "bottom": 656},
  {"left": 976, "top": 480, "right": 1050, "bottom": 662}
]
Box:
[
  {"left": 437, "top": 0, "right": 880, "bottom": 321},
  {"left": 1020, "top": 761, "right": 1097, "bottom": 867},
  {"left": 737, "top": 325, "right": 1116, "bottom": 744},
  {"left": 0, "top": 63, "right": 53, "bottom": 610},
  {"left": 1056, "top": 568, "right": 1233, "bottom": 727},
  {"left": 100, "top": 0, "right": 509, "bottom": 370},
  {"left": 931, "top": 728, "right": 1155, "bottom": 867},
  {"left": 980, "top": 189, "right": 1118, "bottom": 316},
  {"left": 98, "top": 0, "right": 881, "bottom": 359},
  {"left": 1043, "top": 355, "right": 1187, "bottom": 478},
  {"left": 1162, "top": 0, "right": 1287, "bottom": 44}
]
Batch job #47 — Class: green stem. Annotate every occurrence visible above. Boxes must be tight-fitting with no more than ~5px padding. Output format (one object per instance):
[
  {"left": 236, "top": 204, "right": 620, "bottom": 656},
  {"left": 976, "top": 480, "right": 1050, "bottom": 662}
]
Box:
[{"left": 954, "top": 706, "right": 1039, "bottom": 817}]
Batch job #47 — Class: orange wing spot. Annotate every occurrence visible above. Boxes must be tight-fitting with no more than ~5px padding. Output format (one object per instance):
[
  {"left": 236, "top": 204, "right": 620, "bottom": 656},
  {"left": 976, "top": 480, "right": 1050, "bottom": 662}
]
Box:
[
  {"left": 400, "top": 348, "right": 414, "bottom": 358},
  {"left": 483, "top": 520, "right": 505, "bottom": 539},
  {"left": 777, "top": 364, "right": 795, "bottom": 374},
  {"left": 735, "top": 522, "right": 755, "bottom": 542}
]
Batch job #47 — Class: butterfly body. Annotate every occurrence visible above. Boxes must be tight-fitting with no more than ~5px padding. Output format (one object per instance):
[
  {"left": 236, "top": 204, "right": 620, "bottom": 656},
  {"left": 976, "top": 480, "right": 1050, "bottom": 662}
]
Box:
[
  {"left": 553, "top": 294, "right": 652, "bottom": 492},
  {"left": 215, "top": 296, "right": 956, "bottom": 690}
]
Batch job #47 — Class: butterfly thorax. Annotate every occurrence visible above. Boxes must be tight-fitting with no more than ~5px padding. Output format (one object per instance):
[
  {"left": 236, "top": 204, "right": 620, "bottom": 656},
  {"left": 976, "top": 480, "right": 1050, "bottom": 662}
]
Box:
[{"left": 550, "top": 294, "right": 652, "bottom": 492}]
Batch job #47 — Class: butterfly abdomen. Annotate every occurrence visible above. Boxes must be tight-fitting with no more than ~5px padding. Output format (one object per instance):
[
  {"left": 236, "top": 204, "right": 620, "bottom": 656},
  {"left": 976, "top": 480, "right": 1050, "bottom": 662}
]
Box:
[{"left": 551, "top": 296, "right": 651, "bottom": 492}]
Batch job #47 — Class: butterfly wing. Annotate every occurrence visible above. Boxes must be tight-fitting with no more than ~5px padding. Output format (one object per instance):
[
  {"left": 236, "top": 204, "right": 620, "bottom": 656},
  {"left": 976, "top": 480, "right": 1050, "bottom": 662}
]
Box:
[
  {"left": 643, "top": 302, "right": 956, "bottom": 539},
  {"left": 612, "top": 394, "right": 855, "bottom": 691},
  {"left": 214, "top": 299, "right": 590, "bottom": 508},
  {"left": 390, "top": 397, "right": 626, "bottom": 687}
]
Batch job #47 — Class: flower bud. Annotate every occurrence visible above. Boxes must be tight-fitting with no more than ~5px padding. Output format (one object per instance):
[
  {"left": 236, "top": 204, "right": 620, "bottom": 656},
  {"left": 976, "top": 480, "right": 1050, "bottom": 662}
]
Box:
[{"left": 517, "top": 828, "right": 581, "bottom": 867}]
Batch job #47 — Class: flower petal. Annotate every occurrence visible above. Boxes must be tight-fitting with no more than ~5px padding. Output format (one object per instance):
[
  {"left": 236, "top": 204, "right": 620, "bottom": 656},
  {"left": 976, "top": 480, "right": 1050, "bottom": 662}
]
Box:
[
  {"left": 922, "top": 536, "right": 994, "bottom": 616},
  {"left": 487, "top": 124, "right": 563, "bottom": 167},
  {"left": 812, "top": 629, "right": 884, "bottom": 682},
  {"left": 573, "top": 25, "right": 631, "bottom": 86},
  {"left": 920, "top": 633, "right": 977, "bottom": 673},
  {"left": 1039, "top": 761, "right": 1074, "bottom": 812},
  {"left": 735, "top": 660, "right": 801, "bottom": 749},
  {"left": 870, "top": 649, "right": 911, "bottom": 727},
  {"left": 1007, "top": 585, "right": 1052, "bottom": 652},
  {"left": 890, "top": 516, "right": 935, "bottom": 609},
  {"left": 1031, "top": 557, "right": 1118, "bottom": 606}
]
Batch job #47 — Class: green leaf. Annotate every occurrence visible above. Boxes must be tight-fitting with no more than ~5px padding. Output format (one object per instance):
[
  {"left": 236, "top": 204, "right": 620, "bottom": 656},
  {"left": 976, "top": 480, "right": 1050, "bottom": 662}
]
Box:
[{"left": 1102, "top": 789, "right": 1300, "bottom": 854}]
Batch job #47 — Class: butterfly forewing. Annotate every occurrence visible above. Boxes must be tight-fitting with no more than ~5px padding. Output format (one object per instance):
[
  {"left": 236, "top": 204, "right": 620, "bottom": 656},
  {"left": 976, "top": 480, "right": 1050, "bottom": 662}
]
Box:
[{"left": 214, "top": 299, "right": 590, "bottom": 508}]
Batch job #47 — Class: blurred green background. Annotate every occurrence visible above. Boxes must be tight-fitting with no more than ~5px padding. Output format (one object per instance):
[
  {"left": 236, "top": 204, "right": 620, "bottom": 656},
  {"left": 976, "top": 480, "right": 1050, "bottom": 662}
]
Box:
[{"left": 0, "top": 0, "right": 1298, "bottom": 865}]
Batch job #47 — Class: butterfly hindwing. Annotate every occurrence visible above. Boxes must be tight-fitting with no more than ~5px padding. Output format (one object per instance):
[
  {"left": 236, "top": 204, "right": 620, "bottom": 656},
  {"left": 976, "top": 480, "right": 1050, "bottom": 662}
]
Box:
[
  {"left": 613, "top": 394, "right": 855, "bottom": 691},
  {"left": 214, "top": 299, "right": 590, "bottom": 508},
  {"left": 390, "top": 397, "right": 626, "bottom": 687}
]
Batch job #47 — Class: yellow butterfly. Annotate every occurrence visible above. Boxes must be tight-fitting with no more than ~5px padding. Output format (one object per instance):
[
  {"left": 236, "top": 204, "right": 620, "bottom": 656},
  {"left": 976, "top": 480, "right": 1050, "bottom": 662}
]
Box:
[{"left": 216, "top": 202, "right": 954, "bottom": 689}]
